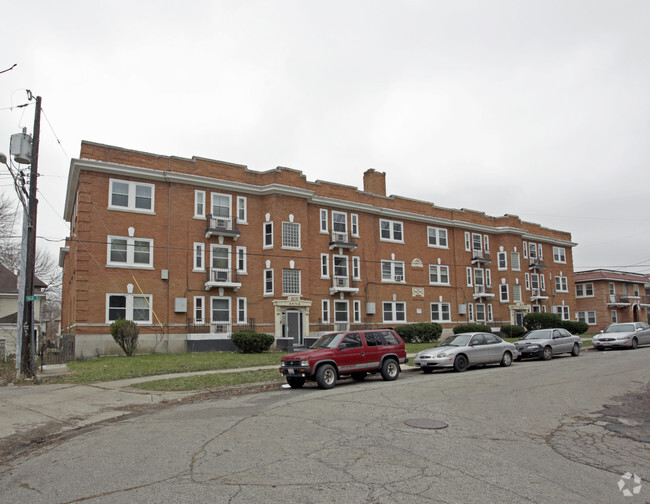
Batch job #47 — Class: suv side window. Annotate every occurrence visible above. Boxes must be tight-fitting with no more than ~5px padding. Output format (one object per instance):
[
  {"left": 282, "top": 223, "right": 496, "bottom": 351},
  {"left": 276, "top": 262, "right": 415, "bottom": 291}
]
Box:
[
  {"left": 340, "top": 333, "right": 362, "bottom": 349},
  {"left": 365, "top": 332, "right": 382, "bottom": 346},
  {"left": 381, "top": 330, "right": 400, "bottom": 345}
]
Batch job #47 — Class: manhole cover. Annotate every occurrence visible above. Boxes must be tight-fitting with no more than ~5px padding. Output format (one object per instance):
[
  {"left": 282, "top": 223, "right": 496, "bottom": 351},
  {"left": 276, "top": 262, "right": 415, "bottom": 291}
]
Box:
[{"left": 404, "top": 418, "right": 448, "bottom": 430}]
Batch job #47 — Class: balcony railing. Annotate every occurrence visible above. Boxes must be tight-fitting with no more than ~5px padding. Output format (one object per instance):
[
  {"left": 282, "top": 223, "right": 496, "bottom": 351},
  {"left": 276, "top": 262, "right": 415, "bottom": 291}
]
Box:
[
  {"left": 471, "top": 249, "right": 491, "bottom": 264},
  {"left": 473, "top": 285, "right": 494, "bottom": 299},
  {"left": 528, "top": 259, "right": 546, "bottom": 271},
  {"left": 531, "top": 288, "right": 548, "bottom": 300},
  {"left": 205, "top": 215, "right": 241, "bottom": 240},
  {"left": 607, "top": 294, "right": 632, "bottom": 305},
  {"left": 329, "top": 231, "right": 358, "bottom": 250},
  {"left": 205, "top": 267, "right": 242, "bottom": 291},
  {"left": 329, "top": 276, "right": 359, "bottom": 296}
]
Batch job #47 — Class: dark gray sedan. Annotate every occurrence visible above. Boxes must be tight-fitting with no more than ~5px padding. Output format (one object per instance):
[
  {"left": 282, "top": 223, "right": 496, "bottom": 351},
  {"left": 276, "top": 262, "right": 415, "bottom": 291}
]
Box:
[
  {"left": 414, "top": 332, "right": 517, "bottom": 373},
  {"left": 592, "top": 322, "right": 650, "bottom": 350},
  {"left": 514, "top": 328, "right": 582, "bottom": 360}
]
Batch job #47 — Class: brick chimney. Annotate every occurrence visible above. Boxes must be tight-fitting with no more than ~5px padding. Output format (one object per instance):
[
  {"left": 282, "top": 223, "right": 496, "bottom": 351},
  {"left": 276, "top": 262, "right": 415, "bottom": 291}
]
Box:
[{"left": 363, "top": 169, "right": 386, "bottom": 196}]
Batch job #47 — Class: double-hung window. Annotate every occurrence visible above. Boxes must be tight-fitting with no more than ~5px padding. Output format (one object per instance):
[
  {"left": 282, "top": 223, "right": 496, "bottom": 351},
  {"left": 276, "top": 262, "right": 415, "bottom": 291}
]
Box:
[
  {"left": 236, "top": 246, "right": 247, "bottom": 274},
  {"left": 107, "top": 236, "right": 153, "bottom": 268},
  {"left": 379, "top": 219, "right": 403, "bottom": 242},
  {"left": 109, "top": 179, "right": 155, "bottom": 212},
  {"left": 107, "top": 294, "right": 152, "bottom": 323},
  {"left": 193, "top": 243, "right": 205, "bottom": 272},
  {"left": 332, "top": 211, "right": 347, "bottom": 241},
  {"left": 497, "top": 252, "right": 507, "bottom": 270},
  {"left": 578, "top": 311, "right": 596, "bottom": 324},
  {"left": 264, "top": 269, "right": 274, "bottom": 295},
  {"left": 427, "top": 227, "right": 448, "bottom": 248},
  {"left": 319, "top": 209, "right": 328, "bottom": 233},
  {"left": 553, "top": 246, "right": 566, "bottom": 263},
  {"left": 282, "top": 222, "right": 301, "bottom": 249},
  {"left": 381, "top": 260, "right": 405, "bottom": 282},
  {"left": 263, "top": 222, "right": 273, "bottom": 249},
  {"left": 431, "top": 302, "right": 451, "bottom": 322},
  {"left": 237, "top": 297, "right": 247, "bottom": 324},
  {"left": 499, "top": 284, "right": 509, "bottom": 302},
  {"left": 429, "top": 265, "right": 450, "bottom": 285},
  {"left": 576, "top": 283, "right": 593, "bottom": 297},
  {"left": 472, "top": 233, "right": 482, "bottom": 254},
  {"left": 237, "top": 196, "right": 247, "bottom": 224},
  {"left": 510, "top": 252, "right": 520, "bottom": 271},
  {"left": 320, "top": 253, "right": 330, "bottom": 278},
  {"left": 322, "top": 299, "right": 330, "bottom": 323},
  {"left": 351, "top": 214, "right": 359, "bottom": 237},
  {"left": 352, "top": 256, "right": 361, "bottom": 280},
  {"left": 210, "top": 193, "right": 231, "bottom": 219},
  {"left": 555, "top": 275, "right": 568, "bottom": 292},
  {"left": 383, "top": 301, "right": 406, "bottom": 323},
  {"left": 193, "top": 296, "right": 205, "bottom": 324},
  {"left": 194, "top": 190, "right": 206, "bottom": 218}
]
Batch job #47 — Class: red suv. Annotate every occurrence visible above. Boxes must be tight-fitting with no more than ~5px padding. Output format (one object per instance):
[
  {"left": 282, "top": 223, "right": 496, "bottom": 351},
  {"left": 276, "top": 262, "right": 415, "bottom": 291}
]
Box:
[{"left": 279, "top": 329, "right": 408, "bottom": 389}]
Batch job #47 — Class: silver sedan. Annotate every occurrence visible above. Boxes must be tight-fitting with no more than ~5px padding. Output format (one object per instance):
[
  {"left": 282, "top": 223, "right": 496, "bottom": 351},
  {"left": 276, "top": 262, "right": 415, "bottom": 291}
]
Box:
[
  {"left": 592, "top": 322, "right": 650, "bottom": 350},
  {"left": 413, "top": 332, "right": 518, "bottom": 373}
]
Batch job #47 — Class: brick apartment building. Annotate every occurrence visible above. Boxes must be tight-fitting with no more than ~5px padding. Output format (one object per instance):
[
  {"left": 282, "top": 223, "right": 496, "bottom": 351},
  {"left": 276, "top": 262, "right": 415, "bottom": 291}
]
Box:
[
  {"left": 574, "top": 269, "right": 650, "bottom": 332},
  {"left": 60, "top": 142, "right": 577, "bottom": 356}
]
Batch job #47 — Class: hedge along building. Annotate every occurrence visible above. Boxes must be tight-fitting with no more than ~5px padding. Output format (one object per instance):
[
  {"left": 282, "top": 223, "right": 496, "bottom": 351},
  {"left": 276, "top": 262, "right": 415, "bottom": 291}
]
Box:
[{"left": 60, "top": 141, "right": 577, "bottom": 357}]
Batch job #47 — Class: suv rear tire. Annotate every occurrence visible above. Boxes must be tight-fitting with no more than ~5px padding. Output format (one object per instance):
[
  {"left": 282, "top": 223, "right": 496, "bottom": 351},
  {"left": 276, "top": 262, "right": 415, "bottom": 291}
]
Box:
[
  {"left": 316, "top": 364, "right": 337, "bottom": 389},
  {"left": 380, "top": 358, "right": 399, "bottom": 381}
]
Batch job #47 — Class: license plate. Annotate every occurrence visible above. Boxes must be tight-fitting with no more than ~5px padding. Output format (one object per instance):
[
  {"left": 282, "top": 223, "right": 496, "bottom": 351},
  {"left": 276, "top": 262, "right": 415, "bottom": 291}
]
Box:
[{"left": 288, "top": 369, "right": 295, "bottom": 374}]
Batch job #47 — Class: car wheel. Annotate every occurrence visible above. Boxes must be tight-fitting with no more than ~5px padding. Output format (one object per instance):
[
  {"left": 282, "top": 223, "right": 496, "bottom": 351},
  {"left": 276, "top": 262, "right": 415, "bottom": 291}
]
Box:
[
  {"left": 316, "top": 364, "right": 337, "bottom": 389},
  {"left": 380, "top": 359, "right": 399, "bottom": 381},
  {"left": 500, "top": 351, "right": 512, "bottom": 367},
  {"left": 286, "top": 377, "right": 305, "bottom": 389},
  {"left": 422, "top": 367, "right": 434, "bottom": 374},
  {"left": 351, "top": 372, "right": 367, "bottom": 381},
  {"left": 571, "top": 343, "right": 580, "bottom": 357},
  {"left": 541, "top": 346, "right": 552, "bottom": 360},
  {"left": 453, "top": 355, "right": 468, "bottom": 372},
  {"left": 631, "top": 338, "right": 638, "bottom": 350}
]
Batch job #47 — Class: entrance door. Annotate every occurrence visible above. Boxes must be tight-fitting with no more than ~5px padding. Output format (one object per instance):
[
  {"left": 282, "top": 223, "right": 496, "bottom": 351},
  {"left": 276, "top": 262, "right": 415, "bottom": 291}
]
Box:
[
  {"left": 515, "top": 311, "right": 524, "bottom": 326},
  {"left": 284, "top": 310, "right": 303, "bottom": 345}
]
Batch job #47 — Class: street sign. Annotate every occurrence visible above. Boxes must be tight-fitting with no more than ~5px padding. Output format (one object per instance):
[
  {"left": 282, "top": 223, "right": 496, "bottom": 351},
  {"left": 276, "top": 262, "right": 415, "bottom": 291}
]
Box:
[{"left": 25, "top": 295, "right": 42, "bottom": 301}]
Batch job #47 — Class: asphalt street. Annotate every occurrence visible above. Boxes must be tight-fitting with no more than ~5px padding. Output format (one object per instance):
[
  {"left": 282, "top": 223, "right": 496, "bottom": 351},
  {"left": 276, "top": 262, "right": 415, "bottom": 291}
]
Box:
[{"left": 0, "top": 348, "right": 649, "bottom": 503}]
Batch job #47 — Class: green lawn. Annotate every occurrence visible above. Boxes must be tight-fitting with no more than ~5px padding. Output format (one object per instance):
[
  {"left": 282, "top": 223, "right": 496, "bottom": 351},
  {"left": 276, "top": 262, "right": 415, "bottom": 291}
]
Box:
[{"left": 57, "top": 352, "right": 284, "bottom": 384}]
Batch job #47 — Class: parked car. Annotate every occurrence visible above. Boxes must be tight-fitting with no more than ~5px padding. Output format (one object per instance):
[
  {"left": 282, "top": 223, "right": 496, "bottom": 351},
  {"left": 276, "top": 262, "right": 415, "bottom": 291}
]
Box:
[
  {"left": 592, "top": 322, "right": 650, "bottom": 350},
  {"left": 514, "top": 328, "right": 581, "bottom": 360},
  {"left": 279, "top": 329, "right": 408, "bottom": 389},
  {"left": 413, "top": 332, "right": 517, "bottom": 373}
]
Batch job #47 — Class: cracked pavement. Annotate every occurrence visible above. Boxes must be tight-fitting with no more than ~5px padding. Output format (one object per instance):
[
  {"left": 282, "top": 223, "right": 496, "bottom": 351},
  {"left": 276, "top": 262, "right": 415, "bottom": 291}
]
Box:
[{"left": 0, "top": 349, "right": 648, "bottom": 503}]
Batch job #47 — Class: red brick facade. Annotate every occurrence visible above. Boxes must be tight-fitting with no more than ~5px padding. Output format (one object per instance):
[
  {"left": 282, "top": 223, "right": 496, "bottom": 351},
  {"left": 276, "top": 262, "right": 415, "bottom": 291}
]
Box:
[
  {"left": 61, "top": 142, "right": 577, "bottom": 355},
  {"left": 574, "top": 270, "right": 650, "bottom": 332}
]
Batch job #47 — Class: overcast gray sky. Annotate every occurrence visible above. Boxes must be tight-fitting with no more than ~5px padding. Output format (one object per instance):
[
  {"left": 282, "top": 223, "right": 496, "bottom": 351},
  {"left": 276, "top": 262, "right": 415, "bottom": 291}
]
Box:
[{"left": 2, "top": 0, "right": 649, "bottom": 274}]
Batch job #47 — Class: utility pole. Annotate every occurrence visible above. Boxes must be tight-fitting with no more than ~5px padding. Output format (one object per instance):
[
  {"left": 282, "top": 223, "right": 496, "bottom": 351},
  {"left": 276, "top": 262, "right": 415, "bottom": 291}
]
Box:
[{"left": 21, "top": 93, "right": 41, "bottom": 377}]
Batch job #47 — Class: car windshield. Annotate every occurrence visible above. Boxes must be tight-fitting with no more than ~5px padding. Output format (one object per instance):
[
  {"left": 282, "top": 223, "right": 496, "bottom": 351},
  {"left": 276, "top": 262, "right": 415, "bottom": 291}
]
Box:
[
  {"left": 310, "top": 332, "right": 345, "bottom": 348},
  {"left": 522, "top": 330, "right": 552, "bottom": 340},
  {"left": 604, "top": 324, "right": 635, "bottom": 333},
  {"left": 439, "top": 334, "right": 472, "bottom": 347}
]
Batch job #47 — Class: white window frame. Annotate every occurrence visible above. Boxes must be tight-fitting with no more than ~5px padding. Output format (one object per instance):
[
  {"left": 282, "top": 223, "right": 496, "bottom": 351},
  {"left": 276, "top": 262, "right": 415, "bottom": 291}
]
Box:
[
  {"left": 332, "top": 210, "right": 347, "bottom": 235},
  {"left": 541, "top": 274, "right": 546, "bottom": 291},
  {"left": 352, "top": 256, "right": 361, "bottom": 281},
  {"left": 523, "top": 241, "right": 528, "bottom": 259},
  {"left": 487, "top": 303, "right": 493, "bottom": 322},
  {"left": 500, "top": 284, "right": 509, "bottom": 303},
  {"left": 210, "top": 192, "right": 232, "bottom": 218},
  {"left": 264, "top": 269, "right": 274, "bottom": 296},
  {"left": 430, "top": 302, "right": 451, "bottom": 322},
  {"left": 429, "top": 264, "right": 450, "bottom": 286},
  {"left": 351, "top": 214, "right": 360, "bottom": 238},
  {"left": 525, "top": 273, "right": 530, "bottom": 290},
  {"left": 379, "top": 219, "right": 404, "bottom": 243},
  {"left": 513, "top": 284, "right": 522, "bottom": 303},
  {"left": 237, "top": 196, "right": 247, "bottom": 225},
  {"left": 282, "top": 268, "right": 301, "bottom": 296},
  {"left": 577, "top": 310, "right": 596, "bottom": 325},
  {"left": 475, "top": 303, "right": 486, "bottom": 322},
  {"left": 383, "top": 301, "right": 406, "bottom": 323},
  {"left": 263, "top": 221, "right": 273, "bottom": 249},
  {"left": 471, "top": 233, "right": 482, "bottom": 254},
  {"left": 466, "top": 267, "right": 473, "bottom": 287},
  {"left": 281, "top": 221, "right": 301, "bottom": 250},
  {"left": 322, "top": 299, "right": 330, "bottom": 323},
  {"left": 553, "top": 246, "right": 566, "bottom": 263},
  {"left": 381, "top": 260, "right": 405, "bottom": 283},
  {"left": 108, "top": 179, "right": 155, "bottom": 213},
  {"left": 107, "top": 236, "right": 154, "bottom": 268},
  {"left": 319, "top": 209, "right": 328, "bottom": 234},
  {"left": 611, "top": 309, "right": 618, "bottom": 323},
  {"left": 483, "top": 235, "right": 490, "bottom": 254},
  {"left": 320, "top": 253, "right": 330, "bottom": 279},
  {"left": 193, "top": 242, "right": 205, "bottom": 272},
  {"left": 576, "top": 283, "right": 594, "bottom": 297},
  {"left": 485, "top": 269, "right": 492, "bottom": 288},
  {"left": 236, "top": 246, "right": 247, "bottom": 274},
  {"left": 106, "top": 293, "right": 153, "bottom": 324},
  {"left": 194, "top": 190, "right": 206, "bottom": 219},
  {"left": 210, "top": 296, "right": 231, "bottom": 328},
  {"left": 555, "top": 305, "right": 570, "bottom": 320},
  {"left": 464, "top": 231, "right": 471, "bottom": 252},
  {"left": 193, "top": 296, "right": 205, "bottom": 324},
  {"left": 236, "top": 297, "right": 247, "bottom": 325},
  {"left": 538, "top": 244, "right": 544, "bottom": 260},
  {"left": 467, "top": 303, "right": 474, "bottom": 322},
  {"left": 555, "top": 275, "right": 569, "bottom": 293},
  {"left": 427, "top": 226, "right": 448, "bottom": 248},
  {"left": 353, "top": 300, "right": 361, "bottom": 323},
  {"left": 497, "top": 251, "right": 507, "bottom": 271}
]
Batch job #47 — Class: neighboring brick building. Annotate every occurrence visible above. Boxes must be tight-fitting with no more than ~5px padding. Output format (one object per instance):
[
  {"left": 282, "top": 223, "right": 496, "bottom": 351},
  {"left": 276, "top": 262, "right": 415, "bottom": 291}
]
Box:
[
  {"left": 574, "top": 269, "right": 650, "bottom": 331},
  {"left": 60, "top": 141, "right": 577, "bottom": 356}
]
